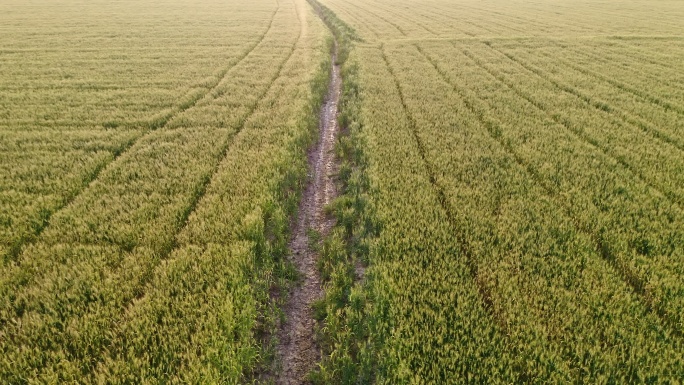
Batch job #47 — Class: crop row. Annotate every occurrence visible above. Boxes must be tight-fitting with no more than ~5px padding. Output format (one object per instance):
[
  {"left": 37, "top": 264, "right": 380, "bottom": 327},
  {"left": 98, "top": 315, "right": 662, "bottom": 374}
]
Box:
[
  {"left": 316, "top": 38, "right": 684, "bottom": 383},
  {"left": 547, "top": 40, "right": 684, "bottom": 94},
  {"left": 448, "top": 41, "right": 684, "bottom": 329},
  {"left": 0, "top": 0, "right": 332, "bottom": 382},
  {"left": 348, "top": 45, "right": 521, "bottom": 382},
  {"left": 312, "top": 27, "right": 527, "bottom": 381},
  {"left": 382, "top": 41, "right": 684, "bottom": 381},
  {"left": 311, "top": 0, "right": 684, "bottom": 382},
  {"left": 0, "top": 129, "right": 139, "bottom": 260},
  {"left": 490, "top": 40, "right": 684, "bottom": 149},
  {"left": 320, "top": 0, "right": 684, "bottom": 43},
  {"left": 0, "top": 0, "right": 278, "bottom": 266},
  {"left": 0, "top": 0, "right": 274, "bottom": 128}
]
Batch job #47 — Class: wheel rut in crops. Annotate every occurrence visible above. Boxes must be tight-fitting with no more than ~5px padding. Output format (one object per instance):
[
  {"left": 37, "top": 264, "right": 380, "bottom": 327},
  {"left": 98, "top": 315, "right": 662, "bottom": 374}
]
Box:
[{"left": 275, "top": 43, "right": 341, "bottom": 385}]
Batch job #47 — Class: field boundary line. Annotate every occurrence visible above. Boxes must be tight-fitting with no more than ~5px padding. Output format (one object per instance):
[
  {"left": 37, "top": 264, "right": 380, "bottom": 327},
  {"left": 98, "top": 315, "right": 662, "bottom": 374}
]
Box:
[
  {"left": 415, "top": 43, "right": 683, "bottom": 339},
  {"left": 1, "top": 3, "right": 282, "bottom": 265}
]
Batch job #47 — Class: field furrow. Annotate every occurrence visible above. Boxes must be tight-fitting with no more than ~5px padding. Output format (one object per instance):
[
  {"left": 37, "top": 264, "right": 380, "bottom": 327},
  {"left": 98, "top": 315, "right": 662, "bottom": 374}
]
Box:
[
  {"left": 418, "top": 41, "right": 684, "bottom": 335},
  {"left": 337, "top": 0, "right": 407, "bottom": 38},
  {"left": 457, "top": 46, "right": 684, "bottom": 205}
]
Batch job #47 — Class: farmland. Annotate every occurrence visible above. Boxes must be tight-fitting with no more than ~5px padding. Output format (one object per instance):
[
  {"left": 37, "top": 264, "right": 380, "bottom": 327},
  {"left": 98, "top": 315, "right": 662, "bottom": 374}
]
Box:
[
  {"left": 1, "top": 0, "right": 331, "bottom": 382},
  {"left": 2, "top": 0, "right": 684, "bottom": 383},
  {"left": 312, "top": 0, "right": 684, "bottom": 383}
]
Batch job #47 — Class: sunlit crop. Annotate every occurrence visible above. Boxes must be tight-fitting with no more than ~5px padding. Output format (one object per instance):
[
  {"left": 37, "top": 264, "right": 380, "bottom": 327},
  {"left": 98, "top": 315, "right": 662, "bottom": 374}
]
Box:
[
  {"left": 314, "top": 0, "right": 684, "bottom": 382},
  {"left": 0, "top": 0, "right": 331, "bottom": 382}
]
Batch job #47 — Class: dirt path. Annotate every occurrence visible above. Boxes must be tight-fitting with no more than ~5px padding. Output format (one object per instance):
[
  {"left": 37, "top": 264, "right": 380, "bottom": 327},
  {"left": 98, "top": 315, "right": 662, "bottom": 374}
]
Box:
[{"left": 275, "top": 43, "right": 342, "bottom": 385}]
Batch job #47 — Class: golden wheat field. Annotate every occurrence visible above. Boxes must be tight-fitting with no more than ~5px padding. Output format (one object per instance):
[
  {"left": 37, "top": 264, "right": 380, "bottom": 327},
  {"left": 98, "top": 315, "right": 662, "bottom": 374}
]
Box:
[{"left": 2, "top": 0, "right": 684, "bottom": 383}]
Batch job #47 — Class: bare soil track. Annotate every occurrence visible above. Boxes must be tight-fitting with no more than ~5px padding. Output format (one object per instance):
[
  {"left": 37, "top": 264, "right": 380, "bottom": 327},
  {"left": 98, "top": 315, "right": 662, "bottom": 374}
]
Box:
[{"left": 275, "top": 43, "right": 342, "bottom": 384}]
